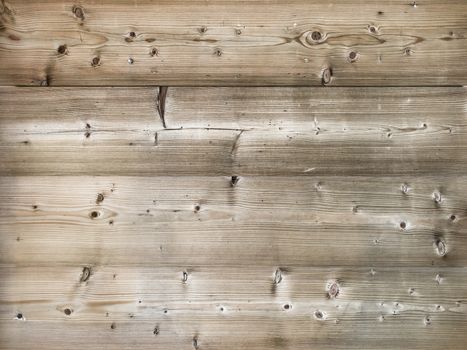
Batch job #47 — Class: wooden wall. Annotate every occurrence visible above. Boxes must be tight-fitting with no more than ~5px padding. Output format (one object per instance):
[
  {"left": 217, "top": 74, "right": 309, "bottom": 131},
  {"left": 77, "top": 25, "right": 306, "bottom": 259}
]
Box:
[{"left": 1, "top": 1, "right": 467, "bottom": 349}]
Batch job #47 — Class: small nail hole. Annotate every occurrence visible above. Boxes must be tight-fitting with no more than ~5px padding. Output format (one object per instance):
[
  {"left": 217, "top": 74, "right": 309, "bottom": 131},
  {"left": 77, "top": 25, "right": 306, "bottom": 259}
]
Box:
[{"left": 16, "top": 313, "right": 23, "bottom": 320}]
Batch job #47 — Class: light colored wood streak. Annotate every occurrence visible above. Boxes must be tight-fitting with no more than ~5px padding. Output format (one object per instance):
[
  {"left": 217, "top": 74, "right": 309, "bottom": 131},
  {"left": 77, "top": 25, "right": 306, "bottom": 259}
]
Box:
[
  {"left": 0, "top": 1, "right": 466, "bottom": 86},
  {"left": 0, "top": 176, "right": 465, "bottom": 266},
  {"left": 1, "top": 87, "right": 466, "bottom": 176}
]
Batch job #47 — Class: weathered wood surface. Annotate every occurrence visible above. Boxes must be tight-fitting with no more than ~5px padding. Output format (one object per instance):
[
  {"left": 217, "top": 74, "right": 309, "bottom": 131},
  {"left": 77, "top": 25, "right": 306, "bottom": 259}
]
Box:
[
  {"left": 1, "top": 86, "right": 467, "bottom": 176},
  {"left": 0, "top": 175, "right": 465, "bottom": 267},
  {"left": 1, "top": 0, "right": 467, "bottom": 86},
  {"left": 0, "top": 265, "right": 466, "bottom": 349}
]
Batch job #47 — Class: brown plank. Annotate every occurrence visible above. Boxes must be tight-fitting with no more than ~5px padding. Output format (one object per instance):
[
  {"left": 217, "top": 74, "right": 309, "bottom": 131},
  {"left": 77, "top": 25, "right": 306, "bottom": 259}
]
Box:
[
  {"left": 1, "top": 86, "right": 467, "bottom": 176},
  {"left": 0, "top": 1, "right": 466, "bottom": 86},
  {"left": 1, "top": 176, "right": 465, "bottom": 267},
  {"left": 1, "top": 266, "right": 466, "bottom": 349}
]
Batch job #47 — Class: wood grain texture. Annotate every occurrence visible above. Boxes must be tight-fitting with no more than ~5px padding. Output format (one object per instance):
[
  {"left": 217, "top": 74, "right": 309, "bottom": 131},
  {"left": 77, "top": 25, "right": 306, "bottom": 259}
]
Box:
[
  {"left": 1, "top": 86, "right": 467, "bottom": 176},
  {"left": 1, "top": 176, "right": 465, "bottom": 267},
  {"left": 0, "top": 0, "right": 467, "bottom": 86},
  {"left": 1, "top": 265, "right": 466, "bottom": 349}
]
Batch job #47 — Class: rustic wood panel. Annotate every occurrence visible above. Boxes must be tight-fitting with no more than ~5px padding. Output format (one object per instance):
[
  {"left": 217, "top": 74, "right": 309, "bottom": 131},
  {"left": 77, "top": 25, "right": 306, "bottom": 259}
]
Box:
[
  {"left": 1, "top": 86, "right": 467, "bottom": 176},
  {"left": 1, "top": 176, "right": 465, "bottom": 267},
  {"left": 0, "top": 265, "right": 466, "bottom": 349},
  {"left": 0, "top": 1, "right": 467, "bottom": 86}
]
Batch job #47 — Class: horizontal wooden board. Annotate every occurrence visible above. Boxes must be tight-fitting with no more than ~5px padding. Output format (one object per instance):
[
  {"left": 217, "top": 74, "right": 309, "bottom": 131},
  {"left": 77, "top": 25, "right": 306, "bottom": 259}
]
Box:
[
  {"left": 1, "top": 86, "right": 467, "bottom": 176},
  {"left": 1, "top": 265, "right": 466, "bottom": 349},
  {"left": 0, "top": 1, "right": 467, "bottom": 86},
  {"left": 1, "top": 176, "right": 466, "bottom": 267}
]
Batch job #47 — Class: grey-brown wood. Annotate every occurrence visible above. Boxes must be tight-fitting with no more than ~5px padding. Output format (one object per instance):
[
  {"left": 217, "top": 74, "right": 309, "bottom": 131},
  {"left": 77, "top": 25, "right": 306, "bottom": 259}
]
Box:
[
  {"left": 1, "top": 86, "right": 467, "bottom": 176},
  {"left": 0, "top": 175, "right": 465, "bottom": 267},
  {"left": 1, "top": 3, "right": 467, "bottom": 345},
  {"left": 0, "top": 1, "right": 467, "bottom": 86},
  {"left": 1, "top": 265, "right": 466, "bottom": 349}
]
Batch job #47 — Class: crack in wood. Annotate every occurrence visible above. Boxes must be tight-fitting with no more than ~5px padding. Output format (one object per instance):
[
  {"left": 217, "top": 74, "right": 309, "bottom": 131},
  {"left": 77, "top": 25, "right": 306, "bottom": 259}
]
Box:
[{"left": 157, "top": 86, "right": 168, "bottom": 128}]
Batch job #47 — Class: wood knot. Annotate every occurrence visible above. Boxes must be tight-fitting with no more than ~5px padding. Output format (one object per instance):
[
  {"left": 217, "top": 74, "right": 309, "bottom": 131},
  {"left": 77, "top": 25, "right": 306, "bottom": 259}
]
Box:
[
  {"left": 434, "top": 238, "right": 447, "bottom": 257},
  {"left": 401, "top": 183, "right": 410, "bottom": 195},
  {"left": 327, "top": 281, "right": 340, "bottom": 298},
  {"left": 80, "top": 266, "right": 92, "bottom": 282},
  {"left": 153, "top": 326, "right": 159, "bottom": 335},
  {"left": 57, "top": 44, "right": 68, "bottom": 55},
  {"left": 283, "top": 304, "right": 291, "bottom": 310},
  {"left": 231, "top": 176, "right": 239, "bottom": 186},
  {"left": 314, "top": 310, "right": 325, "bottom": 320},
  {"left": 450, "top": 214, "right": 456, "bottom": 221},
  {"left": 213, "top": 48, "right": 223, "bottom": 56},
  {"left": 91, "top": 57, "right": 100, "bottom": 67},
  {"left": 199, "top": 26, "right": 208, "bottom": 34},
  {"left": 348, "top": 51, "right": 358, "bottom": 62},
  {"left": 90, "top": 210, "right": 100, "bottom": 219},
  {"left": 110, "top": 322, "right": 116, "bottom": 329},
  {"left": 399, "top": 221, "right": 407, "bottom": 230},
  {"left": 432, "top": 191, "right": 442, "bottom": 205},
  {"left": 96, "top": 193, "right": 104, "bottom": 204},
  {"left": 306, "top": 30, "right": 323, "bottom": 44},
  {"left": 404, "top": 47, "right": 413, "bottom": 56},
  {"left": 64, "top": 308, "right": 73, "bottom": 316},
  {"left": 16, "top": 313, "right": 23, "bottom": 320},
  {"left": 72, "top": 5, "right": 85, "bottom": 20},
  {"left": 150, "top": 48, "right": 159, "bottom": 57},
  {"left": 368, "top": 25, "right": 378, "bottom": 34},
  {"left": 321, "top": 67, "right": 332, "bottom": 85},
  {"left": 192, "top": 336, "right": 199, "bottom": 349},
  {"left": 235, "top": 28, "right": 242, "bottom": 36},
  {"left": 274, "top": 268, "right": 282, "bottom": 284}
]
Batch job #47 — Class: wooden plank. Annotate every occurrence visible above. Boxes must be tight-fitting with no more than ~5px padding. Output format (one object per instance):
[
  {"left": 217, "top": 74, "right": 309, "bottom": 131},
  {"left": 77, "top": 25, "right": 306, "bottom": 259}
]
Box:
[
  {"left": 1, "top": 265, "right": 466, "bottom": 349},
  {"left": 0, "top": 1, "right": 467, "bottom": 86},
  {"left": 1, "top": 176, "right": 466, "bottom": 267},
  {"left": 1, "top": 86, "right": 467, "bottom": 176}
]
